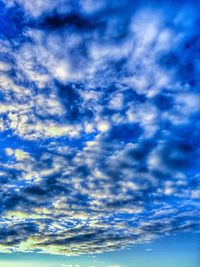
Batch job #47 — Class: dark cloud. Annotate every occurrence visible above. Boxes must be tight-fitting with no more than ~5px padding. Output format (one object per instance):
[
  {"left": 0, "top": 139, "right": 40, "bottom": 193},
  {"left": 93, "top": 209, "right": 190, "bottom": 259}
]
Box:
[{"left": 40, "top": 12, "right": 100, "bottom": 31}]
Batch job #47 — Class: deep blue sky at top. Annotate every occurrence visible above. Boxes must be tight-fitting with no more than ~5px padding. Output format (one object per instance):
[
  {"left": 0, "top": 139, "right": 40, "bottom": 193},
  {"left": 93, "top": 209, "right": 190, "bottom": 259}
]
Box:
[{"left": 0, "top": 0, "right": 199, "bottom": 260}]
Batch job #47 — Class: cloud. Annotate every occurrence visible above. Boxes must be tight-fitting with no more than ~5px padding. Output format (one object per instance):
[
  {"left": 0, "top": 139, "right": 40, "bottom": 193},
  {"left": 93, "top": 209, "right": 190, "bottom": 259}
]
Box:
[{"left": 0, "top": 0, "right": 199, "bottom": 256}]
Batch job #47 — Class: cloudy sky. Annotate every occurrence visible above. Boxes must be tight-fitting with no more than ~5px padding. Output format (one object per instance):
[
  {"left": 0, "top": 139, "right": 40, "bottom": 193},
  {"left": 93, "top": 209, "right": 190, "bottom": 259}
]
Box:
[{"left": 0, "top": 0, "right": 200, "bottom": 266}]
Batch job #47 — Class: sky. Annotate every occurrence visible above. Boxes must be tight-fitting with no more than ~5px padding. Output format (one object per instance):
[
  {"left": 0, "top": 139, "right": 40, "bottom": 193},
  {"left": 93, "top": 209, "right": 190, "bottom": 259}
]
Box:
[
  {"left": 0, "top": 0, "right": 200, "bottom": 266},
  {"left": 0, "top": 233, "right": 199, "bottom": 267}
]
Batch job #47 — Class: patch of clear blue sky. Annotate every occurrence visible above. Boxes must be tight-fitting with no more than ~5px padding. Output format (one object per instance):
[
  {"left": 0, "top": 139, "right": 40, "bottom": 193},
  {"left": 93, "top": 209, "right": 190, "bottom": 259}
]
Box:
[{"left": 0, "top": 233, "right": 199, "bottom": 267}]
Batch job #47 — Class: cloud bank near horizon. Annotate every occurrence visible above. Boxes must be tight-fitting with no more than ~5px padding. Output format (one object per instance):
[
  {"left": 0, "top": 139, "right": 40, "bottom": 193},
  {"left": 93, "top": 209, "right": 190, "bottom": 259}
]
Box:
[{"left": 0, "top": 0, "right": 199, "bottom": 255}]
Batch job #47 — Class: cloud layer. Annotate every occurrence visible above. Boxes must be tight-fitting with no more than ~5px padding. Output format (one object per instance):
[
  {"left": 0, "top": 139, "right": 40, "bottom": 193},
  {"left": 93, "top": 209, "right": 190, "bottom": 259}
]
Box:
[{"left": 0, "top": 0, "right": 199, "bottom": 255}]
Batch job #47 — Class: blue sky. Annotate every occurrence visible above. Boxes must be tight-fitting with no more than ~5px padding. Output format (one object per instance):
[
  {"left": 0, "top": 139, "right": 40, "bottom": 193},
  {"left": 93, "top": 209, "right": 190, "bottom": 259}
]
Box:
[
  {"left": 0, "top": 0, "right": 200, "bottom": 266},
  {"left": 0, "top": 233, "right": 199, "bottom": 267}
]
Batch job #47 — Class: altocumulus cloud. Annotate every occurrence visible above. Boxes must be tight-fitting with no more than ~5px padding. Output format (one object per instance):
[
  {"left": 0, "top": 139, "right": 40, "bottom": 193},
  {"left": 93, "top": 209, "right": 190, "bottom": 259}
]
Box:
[{"left": 0, "top": 0, "right": 199, "bottom": 255}]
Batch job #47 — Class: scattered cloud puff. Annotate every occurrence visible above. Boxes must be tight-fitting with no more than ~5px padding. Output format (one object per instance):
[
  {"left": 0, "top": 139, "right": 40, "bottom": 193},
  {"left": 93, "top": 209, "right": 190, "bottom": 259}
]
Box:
[{"left": 0, "top": 0, "right": 199, "bottom": 256}]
